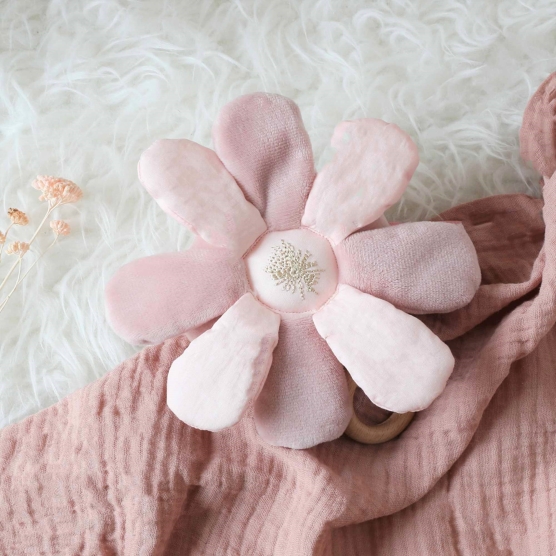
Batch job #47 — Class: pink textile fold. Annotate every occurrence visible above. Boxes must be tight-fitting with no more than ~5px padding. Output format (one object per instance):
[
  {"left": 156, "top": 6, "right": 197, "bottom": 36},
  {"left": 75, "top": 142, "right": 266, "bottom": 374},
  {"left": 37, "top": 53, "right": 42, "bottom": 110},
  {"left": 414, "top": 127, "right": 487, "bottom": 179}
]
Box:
[
  {"left": 2, "top": 76, "right": 556, "bottom": 555},
  {"left": 1, "top": 185, "right": 553, "bottom": 555},
  {"left": 520, "top": 73, "right": 556, "bottom": 179}
]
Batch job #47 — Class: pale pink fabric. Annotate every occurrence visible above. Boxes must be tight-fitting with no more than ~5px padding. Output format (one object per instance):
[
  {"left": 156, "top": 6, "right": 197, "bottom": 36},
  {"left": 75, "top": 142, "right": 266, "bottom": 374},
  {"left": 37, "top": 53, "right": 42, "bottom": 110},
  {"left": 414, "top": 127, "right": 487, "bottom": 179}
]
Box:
[
  {"left": 1, "top": 180, "right": 555, "bottom": 554},
  {"left": 167, "top": 294, "right": 280, "bottom": 431},
  {"left": 138, "top": 138, "right": 266, "bottom": 255},
  {"left": 335, "top": 221, "right": 482, "bottom": 314},
  {"left": 302, "top": 119, "right": 419, "bottom": 244},
  {"left": 213, "top": 93, "right": 316, "bottom": 231},
  {"left": 313, "top": 285, "right": 454, "bottom": 412},
  {"left": 254, "top": 315, "right": 352, "bottom": 449},
  {"left": 105, "top": 249, "right": 249, "bottom": 345}
]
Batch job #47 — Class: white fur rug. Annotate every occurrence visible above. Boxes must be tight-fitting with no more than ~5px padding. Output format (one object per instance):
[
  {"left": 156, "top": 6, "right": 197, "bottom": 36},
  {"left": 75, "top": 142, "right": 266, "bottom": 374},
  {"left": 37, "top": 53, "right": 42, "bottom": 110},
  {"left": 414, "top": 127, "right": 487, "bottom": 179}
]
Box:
[{"left": 0, "top": 0, "right": 554, "bottom": 427}]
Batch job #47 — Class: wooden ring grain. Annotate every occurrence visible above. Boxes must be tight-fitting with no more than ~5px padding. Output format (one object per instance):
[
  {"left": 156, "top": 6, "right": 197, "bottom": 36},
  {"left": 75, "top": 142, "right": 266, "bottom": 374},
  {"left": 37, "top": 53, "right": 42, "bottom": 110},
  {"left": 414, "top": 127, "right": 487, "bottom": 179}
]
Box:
[{"left": 344, "top": 373, "right": 415, "bottom": 444}]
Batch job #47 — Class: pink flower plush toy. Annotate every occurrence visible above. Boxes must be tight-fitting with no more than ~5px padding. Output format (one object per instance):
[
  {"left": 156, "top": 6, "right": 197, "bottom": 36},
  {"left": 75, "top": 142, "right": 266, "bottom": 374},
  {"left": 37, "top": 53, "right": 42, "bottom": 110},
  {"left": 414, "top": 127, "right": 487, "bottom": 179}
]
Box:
[{"left": 106, "top": 94, "right": 481, "bottom": 449}]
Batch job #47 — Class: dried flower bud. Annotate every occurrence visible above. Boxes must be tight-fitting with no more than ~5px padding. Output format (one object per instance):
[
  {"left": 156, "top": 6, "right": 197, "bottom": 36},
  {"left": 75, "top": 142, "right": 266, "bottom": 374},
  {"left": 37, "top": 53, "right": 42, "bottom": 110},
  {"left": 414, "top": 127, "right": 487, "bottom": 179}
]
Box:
[
  {"left": 7, "top": 208, "right": 29, "bottom": 226},
  {"left": 6, "top": 241, "right": 30, "bottom": 256},
  {"left": 32, "top": 176, "right": 83, "bottom": 205},
  {"left": 50, "top": 220, "right": 71, "bottom": 237},
  {"left": 0, "top": 231, "right": 5, "bottom": 245}
]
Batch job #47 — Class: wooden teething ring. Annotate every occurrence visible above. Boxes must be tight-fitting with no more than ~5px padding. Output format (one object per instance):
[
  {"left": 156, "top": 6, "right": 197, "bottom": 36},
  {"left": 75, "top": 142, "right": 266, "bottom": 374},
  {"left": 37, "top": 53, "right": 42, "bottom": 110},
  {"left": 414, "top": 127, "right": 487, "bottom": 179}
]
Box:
[{"left": 344, "top": 373, "right": 415, "bottom": 444}]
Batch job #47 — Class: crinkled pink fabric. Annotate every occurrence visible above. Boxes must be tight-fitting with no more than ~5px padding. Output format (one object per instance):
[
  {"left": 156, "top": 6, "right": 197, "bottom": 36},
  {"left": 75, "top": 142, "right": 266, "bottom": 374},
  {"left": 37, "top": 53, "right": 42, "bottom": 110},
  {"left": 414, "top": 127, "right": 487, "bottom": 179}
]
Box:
[
  {"left": 520, "top": 73, "right": 556, "bottom": 179},
  {"left": 0, "top": 186, "right": 552, "bottom": 555},
  {"left": 2, "top": 74, "right": 556, "bottom": 555}
]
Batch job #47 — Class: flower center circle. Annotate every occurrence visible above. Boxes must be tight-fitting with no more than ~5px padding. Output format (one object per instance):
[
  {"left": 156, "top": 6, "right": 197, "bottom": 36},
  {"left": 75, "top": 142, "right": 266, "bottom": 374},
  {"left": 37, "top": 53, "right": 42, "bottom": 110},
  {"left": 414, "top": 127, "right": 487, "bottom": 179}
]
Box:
[
  {"left": 265, "top": 239, "right": 325, "bottom": 299},
  {"left": 245, "top": 229, "right": 338, "bottom": 313}
]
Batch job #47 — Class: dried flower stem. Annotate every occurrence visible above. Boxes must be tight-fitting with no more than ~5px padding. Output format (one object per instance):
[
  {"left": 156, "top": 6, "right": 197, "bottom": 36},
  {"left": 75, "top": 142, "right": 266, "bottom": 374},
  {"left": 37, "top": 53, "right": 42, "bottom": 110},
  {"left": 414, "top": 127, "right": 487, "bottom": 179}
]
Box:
[
  {"left": 0, "top": 200, "right": 59, "bottom": 294},
  {"left": 0, "top": 176, "right": 81, "bottom": 313},
  {"left": 28, "top": 200, "right": 60, "bottom": 246},
  {"left": 0, "top": 256, "right": 21, "bottom": 291},
  {"left": 18, "top": 237, "right": 57, "bottom": 282},
  {"left": 0, "top": 238, "right": 59, "bottom": 313},
  {"left": 0, "top": 223, "right": 14, "bottom": 262},
  {"left": 0, "top": 258, "right": 23, "bottom": 313}
]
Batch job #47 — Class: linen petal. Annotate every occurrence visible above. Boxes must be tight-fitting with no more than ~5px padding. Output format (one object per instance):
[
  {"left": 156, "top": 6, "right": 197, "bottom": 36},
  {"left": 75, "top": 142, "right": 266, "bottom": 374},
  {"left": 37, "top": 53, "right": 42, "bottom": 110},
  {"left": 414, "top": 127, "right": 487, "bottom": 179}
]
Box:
[
  {"left": 167, "top": 294, "right": 280, "bottom": 431},
  {"left": 138, "top": 139, "right": 266, "bottom": 256},
  {"left": 313, "top": 285, "right": 454, "bottom": 413},
  {"left": 302, "top": 119, "right": 418, "bottom": 244}
]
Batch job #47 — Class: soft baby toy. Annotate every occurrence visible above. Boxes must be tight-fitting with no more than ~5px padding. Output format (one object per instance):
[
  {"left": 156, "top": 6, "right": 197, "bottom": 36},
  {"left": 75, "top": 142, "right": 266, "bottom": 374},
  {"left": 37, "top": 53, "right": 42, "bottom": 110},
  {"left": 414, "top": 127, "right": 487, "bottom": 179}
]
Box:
[{"left": 105, "top": 93, "right": 481, "bottom": 449}]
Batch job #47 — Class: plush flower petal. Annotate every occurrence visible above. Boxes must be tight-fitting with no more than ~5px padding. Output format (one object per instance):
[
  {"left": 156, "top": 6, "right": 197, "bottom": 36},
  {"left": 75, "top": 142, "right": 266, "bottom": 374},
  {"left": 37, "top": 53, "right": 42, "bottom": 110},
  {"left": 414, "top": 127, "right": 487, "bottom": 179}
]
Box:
[
  {"left": 302, "top": 119, "right": 419, "bottom": 245},
  {"left": 167, "top": 294, "right": 280, "bottom": 432},
  {"left": 313, "top": 285, "right": 455, "bottom": 413},
  {"left": 105, "top": 248, "right": 249, "bottom": 345},
  {"left": 138, "top": 139, "right": 266, "bottom": 256},
  {"left": 335, "top": 222, "right": 481, "bottom": 314},
  {"left": 254, "top": 315, "right": 352, "bottom": 449},
  {"left": 213, "top": 93, "right": 316, "bottom": 231},
  {"left": 184, "top": 317, "right": 218, "bottom": 342}
]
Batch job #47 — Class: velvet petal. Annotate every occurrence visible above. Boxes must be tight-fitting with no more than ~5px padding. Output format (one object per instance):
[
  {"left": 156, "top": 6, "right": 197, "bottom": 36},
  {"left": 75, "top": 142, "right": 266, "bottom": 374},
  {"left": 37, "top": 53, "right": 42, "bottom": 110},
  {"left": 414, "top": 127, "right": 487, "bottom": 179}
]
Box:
[
  {"left": 105, "top": 248, "right": 249, "bottom": 346},
  {"left": 167, "top": 294, "right": 280, "bottom": 432},
  {"left": 302, "top": 119, "right": 419, "bottom": 245},
  {"left": 335, "top": 221, "right": 481, "bottom": 314},
  {"left": 138, "top": 139, "right": 266, "bottom": 256},
  {"left": 313, "top": 285, "right": 454, "bottom": 413},
  {"left": 213, "top": 93, "right": 316, "bottom": 231},
  {"left": 254, "top": 315, "right": 352, "bottom": 449}
]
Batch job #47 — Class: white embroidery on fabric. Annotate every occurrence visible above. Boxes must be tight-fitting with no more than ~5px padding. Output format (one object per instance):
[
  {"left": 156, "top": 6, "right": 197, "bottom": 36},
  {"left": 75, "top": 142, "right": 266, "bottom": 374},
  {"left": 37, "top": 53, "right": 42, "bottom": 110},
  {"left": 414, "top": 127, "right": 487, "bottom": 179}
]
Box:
[{"left": 264, "top": 240, "right": 324, "bottom": 299}]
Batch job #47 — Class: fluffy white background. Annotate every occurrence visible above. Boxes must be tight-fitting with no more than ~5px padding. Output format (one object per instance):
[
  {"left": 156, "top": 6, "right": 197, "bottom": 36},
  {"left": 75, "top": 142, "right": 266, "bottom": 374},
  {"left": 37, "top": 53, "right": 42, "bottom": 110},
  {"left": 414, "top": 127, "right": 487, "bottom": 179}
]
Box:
[{"left": 0, "top": 0, "right": 554, "bottom": 427}]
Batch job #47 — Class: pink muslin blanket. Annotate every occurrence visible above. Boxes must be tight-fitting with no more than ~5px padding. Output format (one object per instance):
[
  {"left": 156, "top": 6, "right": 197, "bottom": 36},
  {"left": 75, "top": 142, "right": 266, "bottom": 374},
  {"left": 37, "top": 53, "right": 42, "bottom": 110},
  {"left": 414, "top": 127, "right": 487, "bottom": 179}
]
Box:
[{"left": 1, "top": 75, "right": 556, "bottom": 555}]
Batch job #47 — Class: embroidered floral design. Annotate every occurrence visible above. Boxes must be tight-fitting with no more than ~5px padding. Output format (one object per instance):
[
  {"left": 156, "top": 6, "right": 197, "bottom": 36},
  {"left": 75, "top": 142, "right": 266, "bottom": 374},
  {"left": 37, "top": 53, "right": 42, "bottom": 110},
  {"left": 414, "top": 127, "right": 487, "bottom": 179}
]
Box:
[{"left": 264, "top": 240, "right": 324, "bottom": 299}]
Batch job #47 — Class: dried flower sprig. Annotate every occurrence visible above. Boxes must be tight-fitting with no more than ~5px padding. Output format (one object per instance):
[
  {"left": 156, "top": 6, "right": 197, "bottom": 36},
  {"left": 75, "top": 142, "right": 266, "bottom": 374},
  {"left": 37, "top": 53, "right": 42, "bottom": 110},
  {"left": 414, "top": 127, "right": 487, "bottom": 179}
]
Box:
[
  {"left": 0, "top": 242, "right": 30, "bottom": 304},
  {"left": 0, "top": 222, "right": 72, "bottom": 313},
  {"left": 0, "top": 208, "right": 29, "bottom": 262},
  {"left": 6, "top": 241, "right": 30, "bottom": 256},
  {"left": 50, "top": 220, "right": 71, "bottom": 237},
  {"left": 32, "top": 176, "right": 83, "bottom": 205},
  {"left": 8, "top": 208, "right": 29, "bottom": 226},
  {"left": 0, "top": 177, "right": 82, "bottom": 314}
]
